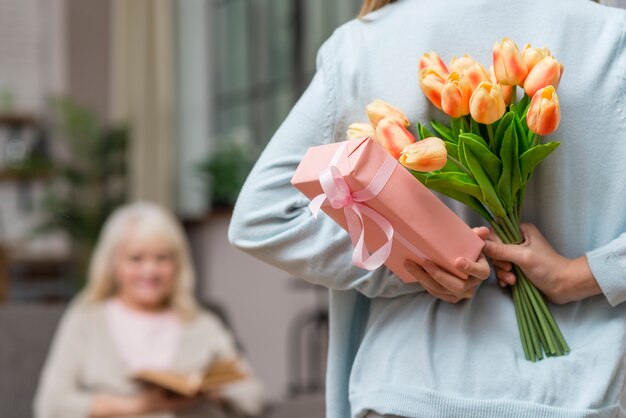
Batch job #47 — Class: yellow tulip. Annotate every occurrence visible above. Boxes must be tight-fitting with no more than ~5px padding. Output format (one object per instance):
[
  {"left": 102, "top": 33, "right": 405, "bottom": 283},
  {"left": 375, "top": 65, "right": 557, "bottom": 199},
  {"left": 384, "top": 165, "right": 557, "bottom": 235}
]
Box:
[
  {"left": 523, "top": 56, "right": 564, "bottom": 97},
  {"left": 366, "top": 99, "right": 410, "bottom": 128},
  {"left": 522, "top": 44, "right": 551, "bottom": 73},
  {"left": 399, "top": 137, "right": 448, "bottom": 172},
  {"left": 375, "top": 117, "right": 417, "bottom": 160},
  {"left": 469, "top": 82, "right": 506, "bottom": 125},
  {"left": 450, "top": 54, "right": 490, "bottom": 92},
  {"left": 492, "top": 38, "right": 528, "bottom": 86},
  {"left": 441, "top": 72, "right": 472, "bottom": 118},
  {"left": 526, "top": 86, "right": 561, "bottom": 135},
  {"left": 419, "top": 51, "right": 449, "bottom": 78},
  {"left": 346, "top": 122, "right": 376, "bottom": 140},
  {"left": 419, "top": 68, "right": 446, "bottom": 110}
]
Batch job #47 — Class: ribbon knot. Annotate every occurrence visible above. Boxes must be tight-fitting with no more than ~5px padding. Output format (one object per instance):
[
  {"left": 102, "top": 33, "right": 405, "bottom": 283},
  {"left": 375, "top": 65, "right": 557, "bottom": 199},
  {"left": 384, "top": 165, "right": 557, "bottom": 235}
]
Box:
[{"left": 308, "top": 143, "right": 398, "bottom": 271}]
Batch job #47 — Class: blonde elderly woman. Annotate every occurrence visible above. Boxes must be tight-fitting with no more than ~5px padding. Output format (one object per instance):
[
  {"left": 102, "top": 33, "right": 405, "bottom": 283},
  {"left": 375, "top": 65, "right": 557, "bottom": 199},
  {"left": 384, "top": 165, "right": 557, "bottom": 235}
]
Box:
[{"left": 34, "top": 202, "right": 263, "bottom": 418}]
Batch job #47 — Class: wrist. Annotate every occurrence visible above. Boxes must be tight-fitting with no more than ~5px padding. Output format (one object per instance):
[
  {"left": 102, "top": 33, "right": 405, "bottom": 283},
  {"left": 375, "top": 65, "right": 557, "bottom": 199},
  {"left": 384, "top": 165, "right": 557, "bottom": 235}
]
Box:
[{"left": 556, "top": 256, "right": 602, "bottom": 303}]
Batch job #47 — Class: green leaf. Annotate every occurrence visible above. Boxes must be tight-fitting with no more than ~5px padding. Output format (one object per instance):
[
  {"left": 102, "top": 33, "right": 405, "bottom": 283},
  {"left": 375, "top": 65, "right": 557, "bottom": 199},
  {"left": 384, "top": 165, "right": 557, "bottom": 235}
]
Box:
[
  {"left": 459, "top": 133, "right": 502, "bottom": 184},
  {"left": 451, "top": 117, "right": 464, "bottom": 142},
  {"left": 427, "top": 183, "right": 494, "bottom": 222},
  {"left": 517, "top": 93, "right": 531, "bottom": 118},
  {"left": 520, "top": 142, "right": 560, "bottom": 181},
  {"left": 462, "top": 142, "right": 506, "bottom": 217},
  {"left": 431, "top": 121, "right": 454, "bottom": 142},
  {"left": 470, "top": 118, "right": 482, "bottom": 137},
  {"left": 417, "top": 122, "right": 435, "bottom": 141},
  {"left": 409, "top": 170, "right": 431, "bottom": 185},
  {"left": 426, "top": 172, "right": 483, "bottom": 200},
  {"left": 513, "top": 112, "right": 529, "bottom": 156},
  {"left": 494, "top": 111, "right": 515, "bottom": 155},
  {"left": 497, "top": 124, "right": 522, "bottom": 208},
  {"left": 445, "top": 142, "right": 459, "bottom": 160}
]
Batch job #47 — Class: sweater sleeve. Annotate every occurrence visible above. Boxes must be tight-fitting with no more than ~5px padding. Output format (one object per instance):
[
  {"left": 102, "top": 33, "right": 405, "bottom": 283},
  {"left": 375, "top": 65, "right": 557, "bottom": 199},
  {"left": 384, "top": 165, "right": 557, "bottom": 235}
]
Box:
[
  {"left": 228, "top": 35, "right": 425, "bottom": 299},
  {"left": 33, "top": 304, "right": 92, "bottom": 418},
  {"left": 585, "top": 16, "right": 626, "bottom": 307},
  {"left": 587, "top": 234, "right": 626, "bottom": 306}
]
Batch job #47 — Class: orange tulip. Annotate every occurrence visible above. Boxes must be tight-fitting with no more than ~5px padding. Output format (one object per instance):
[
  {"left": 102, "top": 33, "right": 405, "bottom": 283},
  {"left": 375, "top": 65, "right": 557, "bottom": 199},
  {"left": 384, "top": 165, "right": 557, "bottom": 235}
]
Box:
[
  {"left": 419, "top": 51, "right": 448, "bottom": 78},
  {"left": 346, "top": 122, "right": 376, "bottom": 140},
  {"left": 522, "top": 44, "right": 551, "bottom": 73},
  {"left": 450, "top": 55, "right": 490, "bottom": 92},
  {"left": 399, "top": 137, "right": 448, "bottom": 172},
  {"left": 469, "top": 82, "right": 506, "bottom": 125},
  {"left": 492, "top": 38, "right": 528, "bottom": 86},
  {"left": 366, "top": 99, "right": 410, "bottom": 128},
  {"left": 441, "top": 72, "right": 472, "bottom": 118},
  {"left": 375, "top": 117, "right": 417, "bottom": 159},
  {"left": 526, "top": 86, "right": 561, "bottom": 135},
  {"left": 523, "top": 56, "right": 564, "bottom": 97},
  {"left": 419, "top": 68, "right": 446, "bottom": 110},
  {"left": 488, "top": 65, "right": 514, "bottom": 105}
]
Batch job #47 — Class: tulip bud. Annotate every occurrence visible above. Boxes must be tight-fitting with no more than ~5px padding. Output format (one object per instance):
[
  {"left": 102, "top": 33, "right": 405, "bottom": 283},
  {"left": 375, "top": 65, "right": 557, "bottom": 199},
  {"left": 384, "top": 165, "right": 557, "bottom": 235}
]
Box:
[
  {"left": 522, "top": 44, "right": 551, "bottom": 73},
  {"left": 450, "top": 55, "right": 490, "bottom": 92},
  {"left": 488, "top": 66, "right": 514, "bottom": 105},
  {"left": 492, "top": 38, "right": 528, "bottom": 86},
  {"left": 375, "top": 117, "right": 417, "bottom": 160},
  {"left": 419, "top": 68, "right": 446, "bottom": 110},
  {"left": 526, "top": 86, "right": 561, "bottom": 135},
  {"left": 346, "top": 123, "right": 376, "bottom": 140},
  {"left": 523, "top": 56, "right": 564, "bottom": 97},
  {"left": 399, "top": 137, "right": 447, "bottom": 172},
  {"left": 366, "top": 99, "right": 410, "bottom": 128},
  {"left": 419, "top": 52, "right": 449, "bottom": 78},
  {"left": 441, "top": 72, "right": 472, "bottom": 118},
  {"left": 469, "top": 82, "right": 506, "bottom": 125}
]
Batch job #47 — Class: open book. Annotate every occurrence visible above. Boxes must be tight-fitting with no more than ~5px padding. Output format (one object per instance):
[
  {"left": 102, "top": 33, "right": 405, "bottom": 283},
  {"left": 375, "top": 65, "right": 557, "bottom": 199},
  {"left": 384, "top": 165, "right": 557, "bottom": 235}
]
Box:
[{"left": 134, "top": 358, "right": 248, "bottom": 397}]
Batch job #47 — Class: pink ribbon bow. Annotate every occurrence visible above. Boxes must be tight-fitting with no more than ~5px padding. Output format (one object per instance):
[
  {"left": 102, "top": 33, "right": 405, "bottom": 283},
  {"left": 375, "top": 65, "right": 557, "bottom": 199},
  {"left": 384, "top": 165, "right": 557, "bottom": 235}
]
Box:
[{"left": 308, "top": 141, "right": 399, "bottom": 270}]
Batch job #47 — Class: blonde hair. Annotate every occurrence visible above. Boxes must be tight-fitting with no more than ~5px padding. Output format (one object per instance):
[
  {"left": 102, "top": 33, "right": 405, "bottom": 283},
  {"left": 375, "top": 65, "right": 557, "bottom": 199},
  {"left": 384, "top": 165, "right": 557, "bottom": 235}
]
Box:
[
  {"left": 358, "top": 0, "right": 396, "bottom": 18},
  {"left": 81, "top": 202, "right": 199, "bottom": 320}
]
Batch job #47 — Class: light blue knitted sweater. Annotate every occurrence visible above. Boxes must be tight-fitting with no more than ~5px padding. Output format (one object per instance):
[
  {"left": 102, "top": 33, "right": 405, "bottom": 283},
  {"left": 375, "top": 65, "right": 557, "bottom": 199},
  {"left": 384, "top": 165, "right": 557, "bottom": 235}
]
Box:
[{"left": 229, "top": 0, "right": 626, "bottom": 416}]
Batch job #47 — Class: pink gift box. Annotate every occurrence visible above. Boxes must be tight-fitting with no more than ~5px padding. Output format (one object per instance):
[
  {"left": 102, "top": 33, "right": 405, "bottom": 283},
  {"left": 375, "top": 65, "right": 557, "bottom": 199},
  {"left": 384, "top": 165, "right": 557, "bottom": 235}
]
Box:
[{"left": 290, "top": 137, "right": 484, "bottom": 282}]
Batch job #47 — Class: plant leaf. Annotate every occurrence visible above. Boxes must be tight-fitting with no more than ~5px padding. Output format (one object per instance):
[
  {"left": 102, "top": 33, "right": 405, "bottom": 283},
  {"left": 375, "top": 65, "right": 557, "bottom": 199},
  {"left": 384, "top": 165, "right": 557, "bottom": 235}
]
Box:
[
  {"left": 450, "top": 117, "right": 464, "bottom": 142},
  {"left": 497, "top": 123, "right": 522, "bottom": 208},
  {"left": 445, "top": 142, "right": 459, "bottom": 160},
  {"left": 426, "top": 172, "right": 483, "bottom": 200},
  {"left": 462, "top": 142, "right": 506, "bottom": 217},
  {"left": 494, "top": 111, "right": 515, "bottom": 155},
  {"left": 417, "top": 122, "right": 435, "bottom": 141},
  {"left": 431, "top": 121, "right": 454, "bottom": 142},
  {"left": 427, "top": 183, "right": 494, "bottom": 222},
  {"left": 520, "top": 142, "right": 560, "bottom": 181},
  {"left": 459, "top": 133, "right": 502, "bottom": 184}
]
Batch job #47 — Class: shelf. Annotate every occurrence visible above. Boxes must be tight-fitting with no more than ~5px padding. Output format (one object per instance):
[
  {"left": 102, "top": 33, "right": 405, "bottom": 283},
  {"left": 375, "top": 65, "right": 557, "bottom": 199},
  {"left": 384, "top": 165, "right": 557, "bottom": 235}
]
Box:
[{"left": 0, "top": 167, "right": 52, "bottom": 182}]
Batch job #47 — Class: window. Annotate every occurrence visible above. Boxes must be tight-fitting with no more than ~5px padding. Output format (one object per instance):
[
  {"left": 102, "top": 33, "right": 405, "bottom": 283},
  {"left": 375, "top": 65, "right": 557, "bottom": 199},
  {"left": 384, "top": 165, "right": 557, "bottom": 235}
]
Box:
[{"left": 211, "top": 0, "right": 362, "bottom": 146}]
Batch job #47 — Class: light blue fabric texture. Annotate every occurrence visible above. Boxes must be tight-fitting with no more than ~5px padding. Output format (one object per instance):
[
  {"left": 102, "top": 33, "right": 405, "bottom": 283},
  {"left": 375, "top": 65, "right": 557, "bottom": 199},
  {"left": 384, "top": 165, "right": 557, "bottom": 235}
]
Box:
[{"left": 229, "top": 0, "right": 626, "bottom": 417}]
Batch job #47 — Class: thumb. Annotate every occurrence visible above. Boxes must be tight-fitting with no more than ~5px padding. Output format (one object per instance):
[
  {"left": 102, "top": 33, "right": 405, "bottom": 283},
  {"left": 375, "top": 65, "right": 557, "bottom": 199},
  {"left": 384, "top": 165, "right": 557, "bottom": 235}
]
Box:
[{"left": 482, "top": 239, "right": 529, "bottom": 267}]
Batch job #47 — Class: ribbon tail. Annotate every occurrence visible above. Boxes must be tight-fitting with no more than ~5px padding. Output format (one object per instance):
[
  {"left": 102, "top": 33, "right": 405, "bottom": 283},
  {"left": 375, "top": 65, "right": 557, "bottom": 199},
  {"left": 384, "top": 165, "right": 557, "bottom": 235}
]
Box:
[
  {"left": 309, "top": 194, "right": 327, "bottom": 218},
  {"left": 346, "top": 204, "right": 394, "bottom": 271}
]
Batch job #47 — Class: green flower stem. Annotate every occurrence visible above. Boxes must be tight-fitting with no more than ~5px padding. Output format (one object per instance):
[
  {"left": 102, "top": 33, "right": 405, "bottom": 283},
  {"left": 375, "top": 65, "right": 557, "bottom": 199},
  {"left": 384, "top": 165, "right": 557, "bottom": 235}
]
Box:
[
  {"left": 518, "top": 270, "right": 558, "bottom": 355},
  {"left": 462, "top": 116, "right": 471, "bottom": 134},
  {"left": 521, "top": 286, "right": 542, "bottom": 361},
  {"left": 512, "top": 284, "right": 532, "bottom": 361},
  {"left": 510, "top": 86, "right": 518, "bottom": 107},
  {"left": 527, "top": 282, "right": 570, "bottom": 353},
  {"left": 447, "top": 155, "right": 473, "bottom": 177},
  {"left": 487, "top": 124, "right": 496, "bottom": 147}
]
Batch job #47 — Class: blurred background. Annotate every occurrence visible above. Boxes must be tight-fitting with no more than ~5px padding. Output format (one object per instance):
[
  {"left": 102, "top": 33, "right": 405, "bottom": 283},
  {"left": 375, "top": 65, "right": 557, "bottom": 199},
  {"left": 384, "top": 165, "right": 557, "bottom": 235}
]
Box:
[
  {"left": 0, "top": 0, "right": 362, "bottom": 416},
  {"left": 0, "top": 0, "right": 624, "bottom": 417}
]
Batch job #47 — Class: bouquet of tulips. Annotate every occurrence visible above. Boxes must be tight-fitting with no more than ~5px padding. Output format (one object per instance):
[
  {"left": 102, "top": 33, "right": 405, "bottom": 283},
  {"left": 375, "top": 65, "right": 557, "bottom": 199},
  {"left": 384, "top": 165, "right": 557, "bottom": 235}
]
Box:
[{"left": 348, "top": 38, "right": 567, "bottom": 361}]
